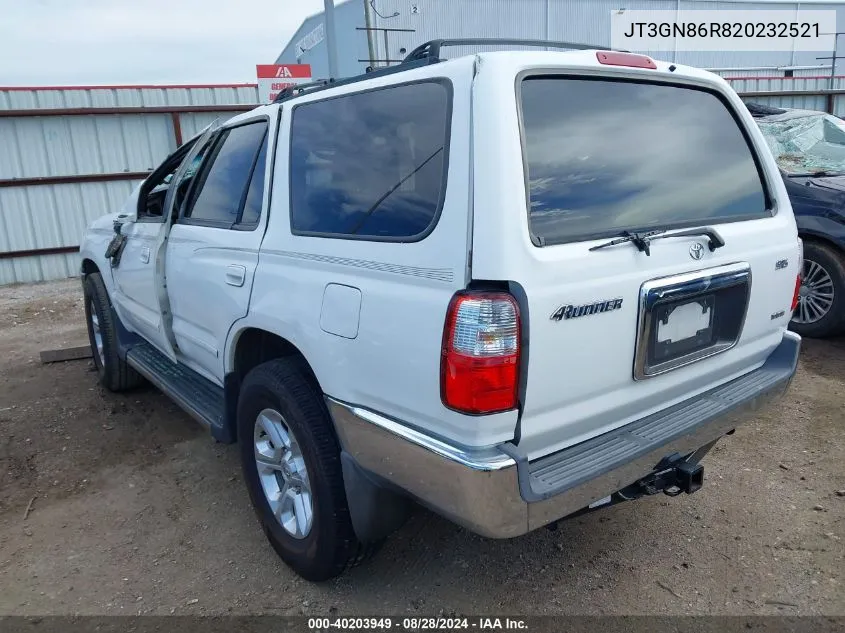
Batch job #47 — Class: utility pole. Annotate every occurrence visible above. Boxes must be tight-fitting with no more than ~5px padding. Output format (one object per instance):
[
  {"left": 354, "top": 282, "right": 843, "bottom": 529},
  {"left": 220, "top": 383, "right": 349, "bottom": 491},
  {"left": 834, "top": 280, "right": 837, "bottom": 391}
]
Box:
[
  {"left": 363, "top": 0, "right": 377, "bottom": 69},
  {"left": 816, "top": 32, "right": 845, "bottom": 114},
  {"left": 324, "top": 0, "right": 339, "bottom": 79}
]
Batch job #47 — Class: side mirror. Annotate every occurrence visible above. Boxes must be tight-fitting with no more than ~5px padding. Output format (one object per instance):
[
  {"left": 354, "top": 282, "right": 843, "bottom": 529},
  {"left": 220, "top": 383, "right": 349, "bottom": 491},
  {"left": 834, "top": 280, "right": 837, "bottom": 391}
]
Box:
[{"left": 113, "top": 213, "right": 133, "bottom": 234}]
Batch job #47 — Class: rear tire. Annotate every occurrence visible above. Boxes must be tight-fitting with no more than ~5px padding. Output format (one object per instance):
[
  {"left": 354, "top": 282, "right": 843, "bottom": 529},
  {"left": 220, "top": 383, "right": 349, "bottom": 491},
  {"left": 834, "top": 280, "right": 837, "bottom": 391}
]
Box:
[
  {"left": 790, "top": 241, "right": 845, "bottom": 339},
  {"left": 238, "top": 357, "right": 379, "bottom": 581},
  {"left": 83, "top": 272, "right": 144, "bottom": 391}
]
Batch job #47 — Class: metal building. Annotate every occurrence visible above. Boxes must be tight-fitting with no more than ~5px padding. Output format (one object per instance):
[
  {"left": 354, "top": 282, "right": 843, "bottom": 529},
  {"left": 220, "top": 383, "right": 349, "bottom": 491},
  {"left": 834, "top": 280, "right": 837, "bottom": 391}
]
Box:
[
  {"left": 278, "top": 0, "right": 845, "bottom": 78},
  {"left": 0, "top": 85, "right": 259, "bottom": 285}
]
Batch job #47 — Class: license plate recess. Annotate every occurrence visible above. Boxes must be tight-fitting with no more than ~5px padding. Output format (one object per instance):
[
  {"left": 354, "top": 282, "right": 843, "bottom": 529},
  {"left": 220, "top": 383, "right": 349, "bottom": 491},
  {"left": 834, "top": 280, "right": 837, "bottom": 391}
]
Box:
[{"left": 634, "top": 263, "right": 751, "bottom": 379}]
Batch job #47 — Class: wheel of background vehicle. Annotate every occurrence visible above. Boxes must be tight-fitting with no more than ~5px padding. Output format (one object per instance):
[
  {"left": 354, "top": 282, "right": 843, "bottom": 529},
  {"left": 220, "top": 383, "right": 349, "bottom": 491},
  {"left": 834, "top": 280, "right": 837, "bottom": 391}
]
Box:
[
  {"left": 82, "top": 272, "right": 144, "bottom": 391},
  {"left": 790, "top": 240, "right": 845, "bottom": 338},
  {"left": 237, "top": 358, "right": 380, "bottom": 581}
]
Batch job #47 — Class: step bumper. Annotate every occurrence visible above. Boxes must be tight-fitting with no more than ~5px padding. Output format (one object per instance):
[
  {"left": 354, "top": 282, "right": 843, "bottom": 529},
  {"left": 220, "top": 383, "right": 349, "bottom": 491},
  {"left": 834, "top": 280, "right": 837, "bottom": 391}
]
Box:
[{"left": 327, "top": 331, "right": 800, "bottom": 539}]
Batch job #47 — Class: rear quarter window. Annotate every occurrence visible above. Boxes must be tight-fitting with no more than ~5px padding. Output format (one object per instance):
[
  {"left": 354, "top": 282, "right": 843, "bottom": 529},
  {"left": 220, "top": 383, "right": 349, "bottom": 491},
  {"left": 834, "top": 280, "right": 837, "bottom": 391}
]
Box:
[
  {"left": 289, "top": 80, "right": 451, "bottom": 241},
  {"left": 519, "top": 77, "right": 771, "bottom": 246}
]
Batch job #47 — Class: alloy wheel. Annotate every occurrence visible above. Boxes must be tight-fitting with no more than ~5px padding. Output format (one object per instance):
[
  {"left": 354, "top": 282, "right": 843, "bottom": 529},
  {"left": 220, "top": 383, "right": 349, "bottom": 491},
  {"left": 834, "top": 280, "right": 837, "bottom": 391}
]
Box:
[
  {"left": 253, "top": 408, "right": 314, "bottom": 539},
  {"left": 89, "top": 303, "right": 105, "bottom": 367},
  {"left": 793, "top": 259, "right": 835, "bottom": 325}
]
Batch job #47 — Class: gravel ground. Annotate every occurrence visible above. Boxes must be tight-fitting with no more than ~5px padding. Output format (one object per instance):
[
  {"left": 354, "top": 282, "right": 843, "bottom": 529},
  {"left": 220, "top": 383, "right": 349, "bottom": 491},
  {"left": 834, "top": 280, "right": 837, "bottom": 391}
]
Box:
[{"left": 0, "top": 278, "right": 842, "bottom": 616}]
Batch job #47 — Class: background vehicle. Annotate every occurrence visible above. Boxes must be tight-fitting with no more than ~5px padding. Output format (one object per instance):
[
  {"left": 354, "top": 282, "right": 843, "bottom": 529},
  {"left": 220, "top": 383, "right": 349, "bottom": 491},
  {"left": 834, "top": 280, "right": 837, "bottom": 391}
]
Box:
[
  {"left": 77, "top": 40, "right": 801, "bottom": 581},
  {"left": 750, "top": 103, "right": 845, "bottom": 338}
]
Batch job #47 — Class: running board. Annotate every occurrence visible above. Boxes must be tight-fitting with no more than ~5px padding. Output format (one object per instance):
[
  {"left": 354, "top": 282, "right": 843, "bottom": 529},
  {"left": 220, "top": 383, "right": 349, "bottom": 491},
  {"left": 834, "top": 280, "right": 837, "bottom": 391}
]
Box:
[{"left": 125, "top": 342, "right": 226, "bottom": 436}]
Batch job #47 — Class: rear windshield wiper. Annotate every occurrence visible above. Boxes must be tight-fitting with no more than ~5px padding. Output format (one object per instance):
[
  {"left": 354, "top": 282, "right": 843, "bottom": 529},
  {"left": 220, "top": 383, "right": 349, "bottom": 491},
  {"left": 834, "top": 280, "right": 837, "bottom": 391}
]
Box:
[
  {"left": 651, "top": 227, "right": 725, "bottom": 252},
  {"left": 588, "top": 230, "right": 666, "bottom": 256},
  {"left": 589, "top": 227, "right": 725, "bottom": 256}
]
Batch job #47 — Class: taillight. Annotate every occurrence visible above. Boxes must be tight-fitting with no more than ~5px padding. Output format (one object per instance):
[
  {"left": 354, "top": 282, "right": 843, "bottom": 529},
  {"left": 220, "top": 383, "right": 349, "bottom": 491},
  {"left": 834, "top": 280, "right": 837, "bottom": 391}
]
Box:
[
  {"left": 791, "top": 274, "right": 802, "bottom": 312},
  {"left": 798, "top": 237, "right": 804, "bottom": 270},
  {"left": 792, "top": 238, "right": 804, "bottom": 312},
  {"left": 441, "top": 291, "right": 521, "bottom": 415}
]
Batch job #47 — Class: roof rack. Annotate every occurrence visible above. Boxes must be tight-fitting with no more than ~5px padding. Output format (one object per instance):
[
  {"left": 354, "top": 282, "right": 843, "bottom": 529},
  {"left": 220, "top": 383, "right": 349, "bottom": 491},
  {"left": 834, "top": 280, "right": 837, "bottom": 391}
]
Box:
[
  {"left": 402, "top": 38, "right": 626, "bottom": 64},
  {"left": 271, "top": 38, "right": 627, "bottom": 105},
  {"left": 271, "top": 58, "right": 433, "bottom": 104},
  {"left": 272, "top": 79, "right": 332, "bottom": 103}
]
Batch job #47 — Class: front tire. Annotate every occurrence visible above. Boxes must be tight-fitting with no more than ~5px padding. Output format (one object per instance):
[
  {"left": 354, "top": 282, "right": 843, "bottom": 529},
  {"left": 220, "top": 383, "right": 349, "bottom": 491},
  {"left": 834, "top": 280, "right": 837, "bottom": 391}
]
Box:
[
  {"left": 238, "top": 358, "right": 377, "bottom": 581},
  {"left": 790, "top": 240, "right": 845, "bottom": 338},
  {"left": 83, "top": 272, "right": 144, "bottom": 391}
]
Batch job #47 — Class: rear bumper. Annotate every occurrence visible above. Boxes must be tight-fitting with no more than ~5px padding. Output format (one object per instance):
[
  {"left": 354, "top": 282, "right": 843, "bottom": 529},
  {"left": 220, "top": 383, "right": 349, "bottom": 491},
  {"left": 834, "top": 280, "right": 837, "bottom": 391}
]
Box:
[{"left": 327, "top": 331, "right": 800, "bottom": 539}]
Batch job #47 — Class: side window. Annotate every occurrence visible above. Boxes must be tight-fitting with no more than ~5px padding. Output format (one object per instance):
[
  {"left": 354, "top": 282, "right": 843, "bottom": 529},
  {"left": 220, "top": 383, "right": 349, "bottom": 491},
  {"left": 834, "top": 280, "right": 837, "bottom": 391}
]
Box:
[
  {"left": 138, "top": 136, "right": 202, "bottom": 220},
  {"left": 290, "top": 81, "right": 450, "bottom": 240},
  {"left": 239, "top": 132, "right": 268, "bottom": 226},
  {"left": 184, "top": 121, "right": 268, "bottom": 226},
  {"left": 171, "top": 137, "right": 215, "bottom": 214}
]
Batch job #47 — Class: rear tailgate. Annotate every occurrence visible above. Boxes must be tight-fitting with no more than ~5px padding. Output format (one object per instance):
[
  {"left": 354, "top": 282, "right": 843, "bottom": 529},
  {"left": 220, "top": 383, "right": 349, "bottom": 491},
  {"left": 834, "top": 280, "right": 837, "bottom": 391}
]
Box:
[{"left": 470, "top": 54, "right": 800, "bottom": 461}]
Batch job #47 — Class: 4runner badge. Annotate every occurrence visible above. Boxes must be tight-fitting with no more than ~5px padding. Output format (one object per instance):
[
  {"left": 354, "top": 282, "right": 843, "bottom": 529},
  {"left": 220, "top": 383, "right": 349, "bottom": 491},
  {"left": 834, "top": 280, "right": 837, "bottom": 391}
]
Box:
[{"left": 550, "top": 298, "right": 623, "bottom": 322}]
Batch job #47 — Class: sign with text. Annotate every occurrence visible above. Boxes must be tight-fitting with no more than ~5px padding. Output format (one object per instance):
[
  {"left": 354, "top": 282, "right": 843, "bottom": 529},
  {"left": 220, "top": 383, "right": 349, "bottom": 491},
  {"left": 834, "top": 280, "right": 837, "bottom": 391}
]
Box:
[
  {"left": 610, "top": 9, "right": 835, "bottom": 52},
  {"left": 256, "top": 64, "right": 312, "bottom": 103}
]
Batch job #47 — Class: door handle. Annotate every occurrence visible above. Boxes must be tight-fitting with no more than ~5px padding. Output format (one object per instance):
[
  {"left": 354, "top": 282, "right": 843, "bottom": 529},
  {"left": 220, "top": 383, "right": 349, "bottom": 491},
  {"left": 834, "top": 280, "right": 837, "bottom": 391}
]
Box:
[
  {"left": 225, "top": 264, "right": 246, "bottom": 287},
  {"left": 140, "top": 246, "right": 150, "bottom": 264}
]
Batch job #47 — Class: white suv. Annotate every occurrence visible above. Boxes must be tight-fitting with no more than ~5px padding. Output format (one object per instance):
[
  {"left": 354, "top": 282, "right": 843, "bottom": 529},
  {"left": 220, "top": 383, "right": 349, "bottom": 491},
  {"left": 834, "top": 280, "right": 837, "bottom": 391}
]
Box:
[{"left": 78, "top": 39, "right": 802, "bottom": 581}]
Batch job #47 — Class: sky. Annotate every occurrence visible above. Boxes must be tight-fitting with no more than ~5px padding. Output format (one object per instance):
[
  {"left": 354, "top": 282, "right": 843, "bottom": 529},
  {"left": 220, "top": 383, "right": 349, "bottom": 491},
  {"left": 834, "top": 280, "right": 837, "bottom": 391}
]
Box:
[{"left": 0, "top": 0, "right": 325, "bottom": 86}]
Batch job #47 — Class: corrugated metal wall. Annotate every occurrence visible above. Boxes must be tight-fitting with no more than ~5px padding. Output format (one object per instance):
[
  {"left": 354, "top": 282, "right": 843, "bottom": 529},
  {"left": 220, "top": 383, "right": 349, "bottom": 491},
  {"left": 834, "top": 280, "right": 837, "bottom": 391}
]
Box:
[
  {"left": 715, "top": 68, "right": 832, "bottom": 78},
  {"left": 0, "top": 181, "right": 140, "bottom": 285},
  {"left": 726, "top": 75, "right": 842, "bottom": 112},
  {"left": 0, "top": 84, "right": 259, "bottom": 285},
  {"left": 0, "top": 85, "right": 260, "bottom": 110}
]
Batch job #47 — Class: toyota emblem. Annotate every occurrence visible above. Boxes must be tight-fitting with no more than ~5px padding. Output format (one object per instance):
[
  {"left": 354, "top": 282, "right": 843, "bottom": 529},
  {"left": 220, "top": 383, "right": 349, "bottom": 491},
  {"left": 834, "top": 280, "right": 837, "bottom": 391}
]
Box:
[{"left": 689, "top": 242, "right": 705, "bottom": 260}]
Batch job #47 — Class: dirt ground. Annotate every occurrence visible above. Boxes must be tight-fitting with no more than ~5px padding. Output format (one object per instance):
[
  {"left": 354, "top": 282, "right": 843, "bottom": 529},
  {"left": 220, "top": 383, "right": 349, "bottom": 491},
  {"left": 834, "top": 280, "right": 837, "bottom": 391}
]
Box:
[{"left": 0, "top": 278, "right": 842, "bottom": 617}]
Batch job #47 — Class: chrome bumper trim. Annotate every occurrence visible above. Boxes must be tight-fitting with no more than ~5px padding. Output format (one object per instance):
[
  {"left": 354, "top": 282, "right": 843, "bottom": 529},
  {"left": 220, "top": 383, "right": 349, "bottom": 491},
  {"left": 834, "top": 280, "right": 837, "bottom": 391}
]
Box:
[
  {"left": 327, "top": 331, "right": 800, "bottom": 539},
  {"left": 334, "top": 403, "right": 516, "bottom": 472}
]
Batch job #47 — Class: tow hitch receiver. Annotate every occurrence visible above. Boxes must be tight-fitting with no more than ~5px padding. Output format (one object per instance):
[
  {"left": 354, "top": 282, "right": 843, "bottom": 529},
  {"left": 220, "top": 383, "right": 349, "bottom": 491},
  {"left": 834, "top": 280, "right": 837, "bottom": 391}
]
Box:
[
  {"left": 546, "top": 450, "right": 711, "bottom": 530},
  {"left": 636, "top": 453, "right": 704, "bottom": 497}
]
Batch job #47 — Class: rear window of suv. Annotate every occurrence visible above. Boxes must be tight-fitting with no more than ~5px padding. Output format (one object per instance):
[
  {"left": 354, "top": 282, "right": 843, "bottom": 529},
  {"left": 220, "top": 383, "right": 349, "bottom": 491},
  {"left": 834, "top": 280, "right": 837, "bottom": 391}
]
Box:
[{"left": 520, "top": 77, "right": 770, "bottom": 246}]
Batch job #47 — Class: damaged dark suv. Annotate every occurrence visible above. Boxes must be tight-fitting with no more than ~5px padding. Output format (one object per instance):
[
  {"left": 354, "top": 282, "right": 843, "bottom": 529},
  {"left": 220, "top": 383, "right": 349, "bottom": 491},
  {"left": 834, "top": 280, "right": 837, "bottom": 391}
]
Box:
[{"left": 751, "top": 103, "right": 845, "bottom": 338}]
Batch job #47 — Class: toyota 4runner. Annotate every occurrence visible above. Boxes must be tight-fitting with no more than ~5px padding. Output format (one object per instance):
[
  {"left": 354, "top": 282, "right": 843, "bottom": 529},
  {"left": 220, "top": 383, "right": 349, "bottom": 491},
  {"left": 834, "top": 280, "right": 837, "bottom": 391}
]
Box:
[{"left": 78, "top": 39, "right": 802, "bottom": 581}]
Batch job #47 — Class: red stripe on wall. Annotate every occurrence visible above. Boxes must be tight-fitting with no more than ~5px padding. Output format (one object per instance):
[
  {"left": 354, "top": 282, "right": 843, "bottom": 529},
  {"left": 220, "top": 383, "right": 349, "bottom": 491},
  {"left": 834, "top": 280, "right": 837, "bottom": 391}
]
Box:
[
  {"left": 725, "top": 75, "right": 845, "bottom": 82},
  {"left": 0, "top": 83, "right": 258, "bottom": 91}
]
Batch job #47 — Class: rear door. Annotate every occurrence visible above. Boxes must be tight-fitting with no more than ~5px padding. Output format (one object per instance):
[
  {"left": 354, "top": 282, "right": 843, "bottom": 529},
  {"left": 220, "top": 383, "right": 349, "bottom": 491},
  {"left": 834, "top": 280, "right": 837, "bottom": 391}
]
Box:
[
  {"left": 472, "top": 66, "right": 800, "bottom": 460},
  {"left": 166, "top": 115, "right": 272, "bottom": 383}
]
